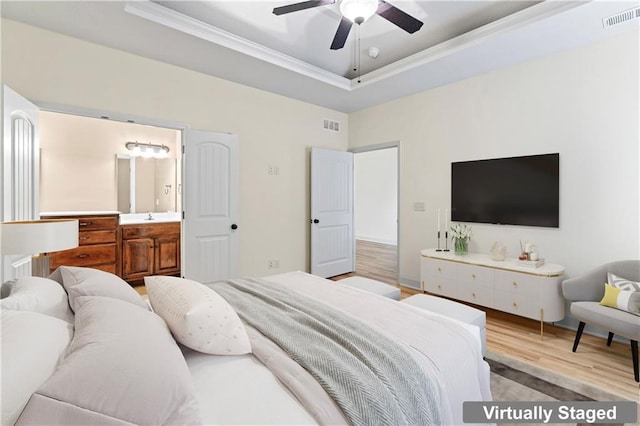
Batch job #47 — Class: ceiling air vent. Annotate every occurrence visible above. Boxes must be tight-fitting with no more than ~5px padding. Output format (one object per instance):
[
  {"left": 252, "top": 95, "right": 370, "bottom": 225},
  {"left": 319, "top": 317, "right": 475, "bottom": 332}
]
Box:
[
  {"left": 323, "top": 119, "right": 340, "bottom": 132},
  {"left": 602, "top": 6, "right": 640, "bottom": 28}
]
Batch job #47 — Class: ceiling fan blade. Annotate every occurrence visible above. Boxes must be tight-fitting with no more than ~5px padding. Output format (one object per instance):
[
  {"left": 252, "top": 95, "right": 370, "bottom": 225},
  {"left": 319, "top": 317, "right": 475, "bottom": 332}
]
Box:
[
  {"left": 273, "top": 0, "right": 335, "bottom": 16},
  {"left": 330, "top": 17, "right": 353, "bottom": 50},
  {"left": 375, "top": 0, "right": 423, "bottom": 34}
]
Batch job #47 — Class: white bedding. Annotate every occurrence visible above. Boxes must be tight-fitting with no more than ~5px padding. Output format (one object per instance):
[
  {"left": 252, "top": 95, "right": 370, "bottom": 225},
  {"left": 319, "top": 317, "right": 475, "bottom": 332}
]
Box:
[
  {"left": 183, "top": 348, "right": 316, "bottom": 425},
  {"left": 184, "top": 271, "right": 492, "bottom": 425}
]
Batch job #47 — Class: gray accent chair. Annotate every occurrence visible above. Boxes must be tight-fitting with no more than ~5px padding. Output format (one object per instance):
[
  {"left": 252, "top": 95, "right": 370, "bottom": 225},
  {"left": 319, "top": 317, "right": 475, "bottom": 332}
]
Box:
[{"left": 562, "top": 260, "right": 640, "bottom": 382}]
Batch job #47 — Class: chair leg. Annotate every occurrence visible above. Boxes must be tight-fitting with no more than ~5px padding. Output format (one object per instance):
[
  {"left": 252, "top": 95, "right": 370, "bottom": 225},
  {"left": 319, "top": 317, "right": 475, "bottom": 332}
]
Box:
[
  {"left": 572, "top": 322, "right": 586, "bottom": 352},
  {"left": 607, "top": 332, "right": 614, "bottom": 346},
  {"left": 631, "top": 340, "right": 639, "bottom": 383}
]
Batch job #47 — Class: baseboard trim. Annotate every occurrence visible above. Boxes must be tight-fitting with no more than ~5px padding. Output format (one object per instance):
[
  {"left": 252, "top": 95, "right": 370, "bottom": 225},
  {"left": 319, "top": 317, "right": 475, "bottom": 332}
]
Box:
[
  {"left": 399, "top": 276, "right": 420, "bottom": 290},
  {"left": 355, "top": 236, "right": 397, "bottom": 245}
]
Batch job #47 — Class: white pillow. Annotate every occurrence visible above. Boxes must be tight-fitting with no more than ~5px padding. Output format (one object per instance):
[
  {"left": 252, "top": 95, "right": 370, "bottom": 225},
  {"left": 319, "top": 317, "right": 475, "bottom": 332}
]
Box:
[
  {"left": 1, "top": 276, "right": 74, "bottom": 323},
  {"left": 59, "top": 266, "right": 149, "bottom": 312},
  {"left": 17, "top": 296, "right": 202, "bottom": 425},
  {"left": 1, "top": 310, "right": 73, "bottom": 426},
  {"left": 145, "top": 275, "right": 251, "bottom": 355}
]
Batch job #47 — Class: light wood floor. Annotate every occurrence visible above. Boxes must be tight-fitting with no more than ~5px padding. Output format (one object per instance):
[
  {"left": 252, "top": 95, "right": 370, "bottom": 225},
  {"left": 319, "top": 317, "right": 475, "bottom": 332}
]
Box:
[{"left": 334, "top": 241, "right": 640, "bottom": 402}]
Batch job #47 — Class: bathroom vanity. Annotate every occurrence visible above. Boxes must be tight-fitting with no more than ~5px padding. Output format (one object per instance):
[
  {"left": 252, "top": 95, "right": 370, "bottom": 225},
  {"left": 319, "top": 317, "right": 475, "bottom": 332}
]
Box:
[{"left": 39, "top": 211, "right": 181, "bottom": 284}]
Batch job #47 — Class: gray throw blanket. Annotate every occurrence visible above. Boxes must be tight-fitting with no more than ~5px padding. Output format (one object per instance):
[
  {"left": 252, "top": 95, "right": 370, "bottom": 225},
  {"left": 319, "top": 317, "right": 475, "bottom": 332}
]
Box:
[{"left": 208, "top": 278, "right": 442, "bottom": 426}]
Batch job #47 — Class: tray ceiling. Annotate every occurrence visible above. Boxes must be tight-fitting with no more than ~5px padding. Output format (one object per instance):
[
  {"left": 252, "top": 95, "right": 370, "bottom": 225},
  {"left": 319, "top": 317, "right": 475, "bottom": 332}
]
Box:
[{"left": 2, "top": 1, "right": 638, "bottom": 112}]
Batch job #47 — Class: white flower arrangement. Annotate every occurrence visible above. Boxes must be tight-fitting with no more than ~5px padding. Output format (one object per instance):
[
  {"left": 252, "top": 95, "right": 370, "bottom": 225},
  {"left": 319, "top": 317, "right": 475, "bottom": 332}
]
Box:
[{"left": 450, "top": 223, "right": 472, "bottom": 240}]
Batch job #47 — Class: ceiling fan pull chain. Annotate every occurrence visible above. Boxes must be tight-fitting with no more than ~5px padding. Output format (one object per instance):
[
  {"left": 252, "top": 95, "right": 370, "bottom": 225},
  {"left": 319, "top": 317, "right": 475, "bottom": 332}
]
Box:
[
  {"left": 352, "top": 26, "right": 357, "bottom": 73},
  {"left": 356, "top": 24, "right": 362, "bottom": 83}
]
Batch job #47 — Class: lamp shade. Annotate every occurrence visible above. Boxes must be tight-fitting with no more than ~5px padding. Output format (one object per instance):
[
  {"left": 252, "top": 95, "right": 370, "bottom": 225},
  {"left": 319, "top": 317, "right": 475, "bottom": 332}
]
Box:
[{"left": 0, "top": 219, "right": 79, "bottom": 255}]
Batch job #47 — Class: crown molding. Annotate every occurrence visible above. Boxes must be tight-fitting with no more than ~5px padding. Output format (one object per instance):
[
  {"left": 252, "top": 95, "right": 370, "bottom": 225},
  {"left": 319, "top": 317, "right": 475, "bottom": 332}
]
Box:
[
  {"left": 125, "top": 0, "right": 587, "bottom": 92},
  {"left": 354, "top": 0, "right": 587, "bottom": 89},
  {"left": 124, "top": 1, "right": 352, "bottom": 90}
]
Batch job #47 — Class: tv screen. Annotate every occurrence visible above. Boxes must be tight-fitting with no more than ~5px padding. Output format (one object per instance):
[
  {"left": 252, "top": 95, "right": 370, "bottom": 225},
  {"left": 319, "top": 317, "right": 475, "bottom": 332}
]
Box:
[{"left": 451, "top": 153, "right": 559, "bottom": 228}]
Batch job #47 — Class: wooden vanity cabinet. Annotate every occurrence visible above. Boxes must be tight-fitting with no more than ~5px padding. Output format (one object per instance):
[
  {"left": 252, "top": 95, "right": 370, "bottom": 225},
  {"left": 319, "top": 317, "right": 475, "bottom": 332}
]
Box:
[
  {"left": 41, "top": 213, "right": 121, "bottom": 275},
  {"left": 121, "top": 222, "right": 180, "bottom": 283}
]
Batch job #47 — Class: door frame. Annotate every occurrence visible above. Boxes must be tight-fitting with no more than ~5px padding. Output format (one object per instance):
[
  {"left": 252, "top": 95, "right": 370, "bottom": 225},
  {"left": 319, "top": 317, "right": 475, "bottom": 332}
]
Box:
[
  {"left": 349, "top": 141, "right": 400, "bottom": 284},
  {"left": 30, "top": 101, "right": 189, "bottom": 264}
]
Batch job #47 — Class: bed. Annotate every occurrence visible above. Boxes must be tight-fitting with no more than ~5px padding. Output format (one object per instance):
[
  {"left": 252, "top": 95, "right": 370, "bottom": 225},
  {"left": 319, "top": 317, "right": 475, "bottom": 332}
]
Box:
[{"left": 1, "top": 267, "right": 491, "bottom": 425}]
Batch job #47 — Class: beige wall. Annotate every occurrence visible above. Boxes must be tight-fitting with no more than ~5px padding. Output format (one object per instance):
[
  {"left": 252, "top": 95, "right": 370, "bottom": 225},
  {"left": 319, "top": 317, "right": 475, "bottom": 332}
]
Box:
[
  {"left": 349, "top": 29, "right": 640, "bottom": 284},
  {"left": 39, "top": 111, "right": 180, "bottom": 212},
  {"left": 5, "top": 18, "right": 637, "bottom": 284},
  {"left": 2, "top": 19, "right": 348, "bottom": 277}
]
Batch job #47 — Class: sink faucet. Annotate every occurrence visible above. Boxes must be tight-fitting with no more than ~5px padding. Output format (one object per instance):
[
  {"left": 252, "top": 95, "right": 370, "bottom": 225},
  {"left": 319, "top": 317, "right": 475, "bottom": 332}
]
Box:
[{"left": 146, "top": 212, "right": 154, "bottom": 220}]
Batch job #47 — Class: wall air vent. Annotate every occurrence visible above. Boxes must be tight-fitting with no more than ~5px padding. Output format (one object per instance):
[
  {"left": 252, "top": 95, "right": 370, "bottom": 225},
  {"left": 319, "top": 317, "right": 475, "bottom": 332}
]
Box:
[
  {"left": 323, "top": 119, "right": 340, "bottom": 132},
  {"left": 602, "top": 6, "right": 640, "bottom": 28}
]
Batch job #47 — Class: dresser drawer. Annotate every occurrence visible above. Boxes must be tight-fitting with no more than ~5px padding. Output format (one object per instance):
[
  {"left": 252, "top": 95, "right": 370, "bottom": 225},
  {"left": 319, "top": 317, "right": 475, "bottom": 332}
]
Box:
[
  {"left": 457, "top": 263, "right": 493, "bottom": 287},
  {"left": 494, "top": 291, "right": 541, "bottom": 320},
  {"left": 457, "top": 286, "right": 493, "bottom": 306},
  {"left": 423, "top": 275, "right": 456, "bottom": 296},
  {"left": 494, "top": 270, "right": 539, "bottom": 296},
  {"left": 76, "top": 216, "right": 118, "bottom": 231},
  {"left": 78, "top": 230, "right": 116, "bottom": 245},
  {"left": 422, "top": 258, "right": 455, "bottom": 279},
  {"left": 49, "top": 243, "right": 116, "bottom": 269}
]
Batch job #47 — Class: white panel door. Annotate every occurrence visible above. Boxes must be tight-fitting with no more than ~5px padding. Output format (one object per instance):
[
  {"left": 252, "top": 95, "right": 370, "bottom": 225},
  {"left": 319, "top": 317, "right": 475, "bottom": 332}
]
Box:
[
  {"left": 1, "top": 85, "right": 40, "bottom": 281},
  {"left": 183, "top": 130, "right": 238, "bottom": 284},
  {"left": 310, "top": 147, "right": 354, "bottom": 278}
]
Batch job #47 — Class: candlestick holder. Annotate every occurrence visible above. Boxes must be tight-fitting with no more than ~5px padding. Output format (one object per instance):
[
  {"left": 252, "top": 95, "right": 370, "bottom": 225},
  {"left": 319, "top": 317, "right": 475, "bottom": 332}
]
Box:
[
  {"left": 443, "top": 231, "right": 450, "bottom": 252},
  {"left": 436, "top": 231, "right": 443, "bottom": 251}
]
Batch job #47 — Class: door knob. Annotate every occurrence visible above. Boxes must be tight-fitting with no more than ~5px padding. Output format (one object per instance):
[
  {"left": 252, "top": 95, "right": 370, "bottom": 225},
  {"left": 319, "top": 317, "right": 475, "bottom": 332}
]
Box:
[
  {"left": 231, "top": 224, "right": 238, "bottom": 230},
  {"left": 312, "top": 219, "right": 319, "bottom": 224}
]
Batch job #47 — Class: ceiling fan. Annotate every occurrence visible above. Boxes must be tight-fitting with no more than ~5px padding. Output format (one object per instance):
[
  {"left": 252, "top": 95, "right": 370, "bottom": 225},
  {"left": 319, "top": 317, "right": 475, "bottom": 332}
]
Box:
[{"left": 273, "top": 0, "right": 424, "bottom": 50}]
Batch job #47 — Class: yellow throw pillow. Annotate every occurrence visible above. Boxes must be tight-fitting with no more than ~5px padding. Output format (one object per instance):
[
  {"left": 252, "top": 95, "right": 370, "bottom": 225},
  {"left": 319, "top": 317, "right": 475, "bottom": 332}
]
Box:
[{"left": 600, "top": 283, "right": 640, "bottom": 316}]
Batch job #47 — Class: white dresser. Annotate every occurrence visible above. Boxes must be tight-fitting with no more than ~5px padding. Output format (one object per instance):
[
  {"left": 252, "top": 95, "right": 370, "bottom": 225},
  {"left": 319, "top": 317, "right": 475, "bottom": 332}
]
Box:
[{"left": 420, "top": 249, "right": 565, "bottom": 337}]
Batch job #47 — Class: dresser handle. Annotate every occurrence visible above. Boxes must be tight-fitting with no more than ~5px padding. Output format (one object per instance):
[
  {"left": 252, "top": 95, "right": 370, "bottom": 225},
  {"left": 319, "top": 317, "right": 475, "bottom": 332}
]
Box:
[
  {"left": 512, "top": 302, "right": 518, "bottom": 308},
  {"left": 512, "top": 281, "right": 518, "bottom": 287},
  {"left": 79, "top": 222, "right": 93, "bottom": 227},
  {"left": 437, "top": 285, "right": 442, "bottom": 290},
  {"left": 79, "top": 236, "right": 89, "bottom": 240},
  {"left": 472, "top": 292, "right": 476, "bottom": 298},
  {"left": 472, "top": 273, "right": 476, "bottom": 279},
  {"left": 437, "top": 267, "right": 441, "bottom": 272},
  {"left": 76, "top": 254, "right": 89, "bottom": 259}
]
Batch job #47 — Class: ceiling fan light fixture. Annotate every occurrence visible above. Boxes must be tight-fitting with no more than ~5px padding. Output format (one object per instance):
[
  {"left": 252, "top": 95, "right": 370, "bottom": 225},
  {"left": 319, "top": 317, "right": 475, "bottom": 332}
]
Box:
[{"left": 340, "top": 0, "right": 378, "bottom": 24}]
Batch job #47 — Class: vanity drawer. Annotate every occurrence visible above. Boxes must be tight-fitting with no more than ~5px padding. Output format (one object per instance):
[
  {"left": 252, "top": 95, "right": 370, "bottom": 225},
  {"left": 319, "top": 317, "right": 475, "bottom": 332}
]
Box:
[
  {"left": 123, "top": 222, "right": 180, "bottom": 239},
  {"left": 49, "top": 243, "right": 116, "bottom": 269},
  {"left": 78, "top": 230, "right": 116, "bottom": 245},
  {"left": 76, "top": 216, "right": 118, "bottom": 231}
]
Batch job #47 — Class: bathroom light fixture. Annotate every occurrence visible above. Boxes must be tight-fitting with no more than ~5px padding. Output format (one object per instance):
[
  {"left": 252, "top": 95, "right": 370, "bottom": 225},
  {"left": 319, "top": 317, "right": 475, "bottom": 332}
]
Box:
[{"left": 125, "top": 141, "right": 170, "bottom": 159}]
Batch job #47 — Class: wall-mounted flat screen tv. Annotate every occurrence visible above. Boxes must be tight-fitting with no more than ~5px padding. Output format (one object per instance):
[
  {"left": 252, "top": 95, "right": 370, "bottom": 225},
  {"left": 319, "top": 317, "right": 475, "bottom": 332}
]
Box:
[{"left": 451, "top": 153, "right": 559, "bottom": 228}]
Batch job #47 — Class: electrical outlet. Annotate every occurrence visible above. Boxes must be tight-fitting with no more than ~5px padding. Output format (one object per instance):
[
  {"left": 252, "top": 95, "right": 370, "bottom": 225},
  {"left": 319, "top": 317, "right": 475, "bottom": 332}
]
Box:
[
  {"left": 267, "top": 259, "right": 280, "bottom": 269},
  {"left": 413, "top": 202, "right": 425, "bottom": 211},
  {"left": 268, "top": 165, "right": 280, "bottom": 176},
  {"left": 267, "top": 166, "right": 280, "bottom": 176}
]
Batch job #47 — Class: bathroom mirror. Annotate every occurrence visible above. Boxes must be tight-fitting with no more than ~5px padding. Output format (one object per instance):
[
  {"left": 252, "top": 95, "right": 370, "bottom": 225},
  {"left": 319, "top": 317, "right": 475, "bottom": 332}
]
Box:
[{"left": 117, "top": 155, "right": 178, "bottom": 213}]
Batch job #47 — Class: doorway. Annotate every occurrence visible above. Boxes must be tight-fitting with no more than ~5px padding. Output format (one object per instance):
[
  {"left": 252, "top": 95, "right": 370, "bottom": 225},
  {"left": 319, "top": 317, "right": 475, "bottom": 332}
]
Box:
[{"left": 352, "top": 144, "right": 399, "bottom": 285}]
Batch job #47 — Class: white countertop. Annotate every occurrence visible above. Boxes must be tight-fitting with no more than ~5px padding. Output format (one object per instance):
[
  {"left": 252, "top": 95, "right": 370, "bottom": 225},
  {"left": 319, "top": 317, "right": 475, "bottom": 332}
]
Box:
[
  {"left": 421, "top": 248, "right": 565, "bottom": 276},
  {"left": 40, "top": 211, "right": 121, "bottom": 216},
  {"left": 119, "top": 212, "right": 181, "bottom": 225}
]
